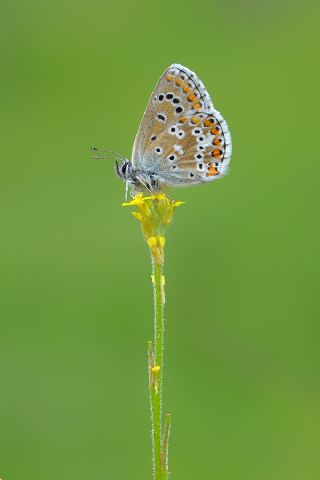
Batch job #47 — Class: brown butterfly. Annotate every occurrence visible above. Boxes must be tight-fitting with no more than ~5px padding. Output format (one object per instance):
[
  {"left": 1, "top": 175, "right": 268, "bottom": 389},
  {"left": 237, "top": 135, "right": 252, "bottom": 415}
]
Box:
[{"left": 115, "top": 63, "right": 232, "bottom": 196}]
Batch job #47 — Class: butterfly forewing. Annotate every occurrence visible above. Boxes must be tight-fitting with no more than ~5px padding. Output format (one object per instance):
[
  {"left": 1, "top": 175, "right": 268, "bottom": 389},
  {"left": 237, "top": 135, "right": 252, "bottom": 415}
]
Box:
[{"left": 132, "top": 64, "right": 232, "bottom": 186}]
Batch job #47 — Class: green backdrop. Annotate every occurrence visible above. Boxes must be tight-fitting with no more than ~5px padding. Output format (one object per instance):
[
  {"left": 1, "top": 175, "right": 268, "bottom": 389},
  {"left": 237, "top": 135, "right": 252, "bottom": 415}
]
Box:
[{"left": 1, "top": 0, "right": 319, "bottom": 478}]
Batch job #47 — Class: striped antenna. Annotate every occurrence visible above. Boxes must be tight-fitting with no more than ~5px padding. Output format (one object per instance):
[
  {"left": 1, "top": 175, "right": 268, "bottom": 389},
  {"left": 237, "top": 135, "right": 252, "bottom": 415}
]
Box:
[{"left": 90, "top": 147, "right": 127, "bottom": 162}]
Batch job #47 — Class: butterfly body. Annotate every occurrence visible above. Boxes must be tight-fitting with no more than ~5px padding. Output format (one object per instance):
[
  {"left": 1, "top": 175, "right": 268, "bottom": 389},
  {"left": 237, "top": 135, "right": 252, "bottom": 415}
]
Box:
[
  {"left": 115, "top": 159, "right": 161, "bottom": 192},
  {"left": 116, "top": 64, "right": 232, "bottom": 195}
]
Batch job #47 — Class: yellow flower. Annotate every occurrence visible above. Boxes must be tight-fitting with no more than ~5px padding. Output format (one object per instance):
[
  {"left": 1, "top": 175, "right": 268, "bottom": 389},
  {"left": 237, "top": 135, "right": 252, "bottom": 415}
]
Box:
[{"left": 122, "top": 193, "right": 185, "bottom": 264}]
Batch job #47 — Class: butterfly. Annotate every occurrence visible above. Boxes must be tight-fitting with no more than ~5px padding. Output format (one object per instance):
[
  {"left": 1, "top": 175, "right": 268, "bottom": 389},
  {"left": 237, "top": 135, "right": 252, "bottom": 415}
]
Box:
[{"left": 114, "top": 63, "right": 232, "bottom": 197}]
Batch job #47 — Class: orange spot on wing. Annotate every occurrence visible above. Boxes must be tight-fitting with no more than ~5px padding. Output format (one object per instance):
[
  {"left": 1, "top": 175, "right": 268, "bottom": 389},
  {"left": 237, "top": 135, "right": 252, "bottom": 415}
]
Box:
[
  {"left": 193, "top": 102, "right": 201, "bottom": 109},
  {"left": 175, "top": 78, "right": 184, "bottom": 86},
  {"left": 212, "top": 149, "right": 222, "bottom": 158},
  {"left": 204, "top": 118, "right": 215, "bottom": 127},
  {"left": 213, "top": 138, "right": 222, "bottom": 146},
  {"left": 210, "top": 125, "right": 218, "bottom": 134},
  {"left": 187, "top": 93, "right": 197, "bottom": 102},
  {"left": 183, "top": 85, "right": 191, "bottom": 93},
  {"left": 207, "top": 163, "right": 218, "bottom": 176},
  {"left": 191, "top": 116, "right": 201, "bottom": 124},
  {"left": 166, "top": 74, "right": 174, "bottom": 82},
  {"left": 179, "top": 117, "right": 188, "bottom": 123}
]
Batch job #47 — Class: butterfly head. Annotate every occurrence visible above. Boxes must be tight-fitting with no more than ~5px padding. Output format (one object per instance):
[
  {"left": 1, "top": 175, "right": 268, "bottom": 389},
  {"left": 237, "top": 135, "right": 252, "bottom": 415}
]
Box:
[
  {"left": 115, "top": 159, "right": 133, "bottom": 182},
  {"left": 116, "top": 158, "right": 162, "bottom": 196},
  {"left": 115, "top": 159, "right": 142, "bottom": 198}
]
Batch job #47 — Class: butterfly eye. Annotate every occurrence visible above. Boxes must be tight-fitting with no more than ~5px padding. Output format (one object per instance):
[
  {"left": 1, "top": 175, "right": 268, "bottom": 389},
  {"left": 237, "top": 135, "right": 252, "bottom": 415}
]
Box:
[
  {"left": 155, "top": 147, "right": 163, "bottom": 155},
  {"left": 158, "top": 93, "right": 165, "bottom": 102}
]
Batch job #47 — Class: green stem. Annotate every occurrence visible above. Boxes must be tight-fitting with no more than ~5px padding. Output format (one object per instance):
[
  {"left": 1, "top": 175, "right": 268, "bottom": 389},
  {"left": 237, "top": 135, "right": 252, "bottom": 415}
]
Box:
[{"left": 149, "top": 258, "right": 167, "bottom": 480}]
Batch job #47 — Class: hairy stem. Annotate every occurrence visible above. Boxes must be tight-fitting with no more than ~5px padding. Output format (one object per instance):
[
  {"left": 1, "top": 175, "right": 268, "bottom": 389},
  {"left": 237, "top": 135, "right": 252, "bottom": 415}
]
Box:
[
  {"left": 122, "top": 195, "right": 181, "bottom": 479},
  {"left": 149, "top": 257, "right": 168, "bottom": 479}
]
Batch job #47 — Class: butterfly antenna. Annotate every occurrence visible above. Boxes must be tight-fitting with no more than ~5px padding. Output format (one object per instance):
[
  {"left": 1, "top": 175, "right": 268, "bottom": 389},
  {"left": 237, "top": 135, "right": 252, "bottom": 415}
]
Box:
[
  {"left": 90, "top": 147, "right": 127, "bottom": 162},
  {"left": 92, "top": 156, "right": 112, "bottom": 160}
]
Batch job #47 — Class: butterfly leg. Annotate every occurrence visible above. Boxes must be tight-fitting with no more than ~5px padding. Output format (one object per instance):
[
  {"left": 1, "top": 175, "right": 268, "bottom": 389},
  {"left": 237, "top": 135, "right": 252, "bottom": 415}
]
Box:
[
  {"left": 128, "top": 182, "right": 150, "bottom": 198},
  {"left": 135, "top": 173, "right": 154, "bottom": 194}
]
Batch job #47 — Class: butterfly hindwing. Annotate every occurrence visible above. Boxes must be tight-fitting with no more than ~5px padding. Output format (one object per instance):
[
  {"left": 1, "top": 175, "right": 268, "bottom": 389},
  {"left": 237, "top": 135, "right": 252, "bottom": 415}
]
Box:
[{"left": 132, "top": 64, "right": 232, "bottom": 186}]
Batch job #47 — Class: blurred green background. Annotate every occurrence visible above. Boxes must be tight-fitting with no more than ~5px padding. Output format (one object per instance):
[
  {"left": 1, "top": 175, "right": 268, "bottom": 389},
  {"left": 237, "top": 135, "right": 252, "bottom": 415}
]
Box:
[{"left": 1, "top": 0, "right": 319, "bottom": 478}]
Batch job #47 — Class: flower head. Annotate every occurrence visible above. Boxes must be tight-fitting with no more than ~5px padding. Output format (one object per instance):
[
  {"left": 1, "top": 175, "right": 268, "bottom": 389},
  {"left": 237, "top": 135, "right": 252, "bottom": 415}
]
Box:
[{"left": 122, "top": 193, "right": 184, "bottom": 264}]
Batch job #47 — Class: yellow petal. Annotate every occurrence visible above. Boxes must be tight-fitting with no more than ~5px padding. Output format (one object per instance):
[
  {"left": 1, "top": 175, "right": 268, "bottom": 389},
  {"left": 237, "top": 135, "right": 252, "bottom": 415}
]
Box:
[
  {"left": 131, "top": 211, "right": 142, "bottom": 221},
  {"left": 122, "top": 193, "right": 145, "bottom": 207}
]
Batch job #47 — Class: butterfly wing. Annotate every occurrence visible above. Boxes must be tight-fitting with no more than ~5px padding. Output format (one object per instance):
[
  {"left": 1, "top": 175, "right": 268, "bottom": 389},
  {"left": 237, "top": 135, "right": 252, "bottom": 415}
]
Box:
[{"left": 132, "top": 63, "right": 232, "bottom": 186}]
